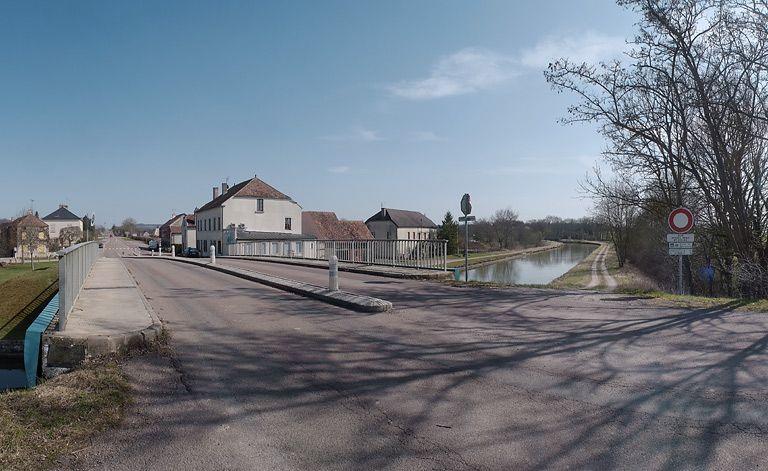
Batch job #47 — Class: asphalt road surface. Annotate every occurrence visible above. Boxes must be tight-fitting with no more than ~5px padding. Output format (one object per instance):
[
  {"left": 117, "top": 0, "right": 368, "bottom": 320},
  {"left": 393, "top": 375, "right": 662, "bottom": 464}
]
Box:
[{"left": 72, "top": 253, "right": 768, "bottom": 470}]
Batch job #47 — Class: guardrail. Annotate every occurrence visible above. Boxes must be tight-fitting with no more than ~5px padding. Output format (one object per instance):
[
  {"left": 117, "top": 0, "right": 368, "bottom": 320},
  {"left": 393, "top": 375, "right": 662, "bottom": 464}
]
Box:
[
  {"left": 228, "top": 239, "right": 448, "bottom": 270},
  {"left": 23, "top": 293, "right": 59, "bottom": 388},
  {"left": 57, "top": 241, "right": 99, "bottom": 330}
]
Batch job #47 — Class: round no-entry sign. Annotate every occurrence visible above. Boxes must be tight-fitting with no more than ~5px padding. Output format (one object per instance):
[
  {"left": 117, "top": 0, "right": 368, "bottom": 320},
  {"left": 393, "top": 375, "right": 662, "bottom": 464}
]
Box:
[{"left": 668, "top": 207, "right": 694, "bottom": 233}]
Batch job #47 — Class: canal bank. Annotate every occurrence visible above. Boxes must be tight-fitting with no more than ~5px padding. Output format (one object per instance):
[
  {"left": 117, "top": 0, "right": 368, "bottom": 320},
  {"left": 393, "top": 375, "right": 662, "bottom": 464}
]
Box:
[{"left": 458, "top": 242, "right": 597, "bottom": 286}]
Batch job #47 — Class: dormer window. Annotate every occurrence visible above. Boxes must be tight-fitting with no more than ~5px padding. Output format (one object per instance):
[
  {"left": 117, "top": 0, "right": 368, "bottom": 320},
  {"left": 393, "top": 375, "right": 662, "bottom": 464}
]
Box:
[{"left": 256, "top": 199, "right": 264, "bottom": 213}]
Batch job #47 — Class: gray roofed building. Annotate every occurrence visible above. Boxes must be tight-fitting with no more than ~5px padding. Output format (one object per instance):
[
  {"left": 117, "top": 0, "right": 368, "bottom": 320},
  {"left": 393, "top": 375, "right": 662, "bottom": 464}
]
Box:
[
  {"left": 365, "top": 208, "right": 439, "bottom": 241},
  {"left": 42, "top": 205, "right": 80, "bottom": 221},
  {"left": 365, "top": 208, "right": 437, "bottom": 228}
]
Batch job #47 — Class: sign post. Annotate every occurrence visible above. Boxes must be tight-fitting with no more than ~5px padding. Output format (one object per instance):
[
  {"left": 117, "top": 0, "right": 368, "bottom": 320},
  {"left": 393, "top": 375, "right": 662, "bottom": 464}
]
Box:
[
  {"left": 667, "top": 207, "right": 695, "bottom": 294},
  {"left": 459, "top": 194, "right": 473, "bottom": 282}
]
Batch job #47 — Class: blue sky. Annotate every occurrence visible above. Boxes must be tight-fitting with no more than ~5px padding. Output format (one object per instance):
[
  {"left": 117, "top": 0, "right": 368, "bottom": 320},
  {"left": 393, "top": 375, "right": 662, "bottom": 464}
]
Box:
[{"left": 0, "top": 1, "right": 637, "bottom": 226}]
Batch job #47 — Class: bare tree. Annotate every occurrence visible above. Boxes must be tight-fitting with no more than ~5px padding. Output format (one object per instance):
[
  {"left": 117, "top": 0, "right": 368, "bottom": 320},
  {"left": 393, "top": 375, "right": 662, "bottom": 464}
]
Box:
[
  {"left": 546, "top": 0, "right": 768, "bottom": 294},
  {"left": 593, "top": 184, "right": 639, "bottom": 267},
  {"left": 20, "top": 225, "right": 45, "bottom": 270},
  {"left": 58, "top": 226, "right": 83, "bottom": 248}
]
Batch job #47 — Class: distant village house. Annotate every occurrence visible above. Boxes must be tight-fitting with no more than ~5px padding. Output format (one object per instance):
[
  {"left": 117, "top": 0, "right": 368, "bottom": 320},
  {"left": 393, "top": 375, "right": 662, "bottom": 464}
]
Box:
[{"left": 365, "top": 208, "right": 438, "bottom": 240}]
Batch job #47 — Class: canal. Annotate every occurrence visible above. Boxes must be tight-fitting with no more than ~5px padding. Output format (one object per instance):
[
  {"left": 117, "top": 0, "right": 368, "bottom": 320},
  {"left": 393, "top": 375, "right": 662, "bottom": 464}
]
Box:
[{"left": 464, "top": 243, "right": 597, "bottom": 285}]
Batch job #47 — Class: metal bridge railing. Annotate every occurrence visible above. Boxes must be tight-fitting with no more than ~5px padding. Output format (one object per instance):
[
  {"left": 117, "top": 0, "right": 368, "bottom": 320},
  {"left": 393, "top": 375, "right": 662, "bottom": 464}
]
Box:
[
  {"left": 57, "top": 241, "right": 99, "bottom": 330},
  {"left": 228, "top": 239, "right": 448, "bottom": 271}
]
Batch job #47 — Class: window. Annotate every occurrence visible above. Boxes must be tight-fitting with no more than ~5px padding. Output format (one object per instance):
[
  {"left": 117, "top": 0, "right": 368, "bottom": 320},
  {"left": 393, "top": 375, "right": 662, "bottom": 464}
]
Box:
[
  {"left": 285, "top": 217, "right": 292, "bottom": 230},
  {"left": 217, "top": 241, "right": 222, "bottom": 254},
  {"left": 218, "top": 217, "right": 221, "bottom": 231},
  {"left": 256, "top": 199, "right": 264, "bottom": 212}
]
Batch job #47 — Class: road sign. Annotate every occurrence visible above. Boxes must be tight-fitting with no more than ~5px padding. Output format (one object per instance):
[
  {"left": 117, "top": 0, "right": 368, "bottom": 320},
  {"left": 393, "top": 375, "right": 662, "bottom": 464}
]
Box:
[
  {"left": 668, "top": 242, "right": 693, "bottom": 249},
  {"left": 667, "top": 233, "right": 694, "bottom": 243},
  {"left": 458, "top": 216, "right": 476, "bottom": 222},
  {"left": 461, "top": 194, "right": 472, "bottom": 216},
  {"left": 668, "top": 207, "right": 694, "bottom": 233},
  {"left": 669, "top": 248, "right": 693, "bottom": 256}
]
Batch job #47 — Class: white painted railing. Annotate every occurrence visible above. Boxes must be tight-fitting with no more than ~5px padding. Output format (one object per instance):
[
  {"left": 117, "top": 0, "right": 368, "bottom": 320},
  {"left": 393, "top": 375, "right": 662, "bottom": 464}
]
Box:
[
  {"left": 228, "top": 239, "right": 447, "bottom": 270},
  {"left": 57, "top": 241, "right": 99, "bottom": 330}
]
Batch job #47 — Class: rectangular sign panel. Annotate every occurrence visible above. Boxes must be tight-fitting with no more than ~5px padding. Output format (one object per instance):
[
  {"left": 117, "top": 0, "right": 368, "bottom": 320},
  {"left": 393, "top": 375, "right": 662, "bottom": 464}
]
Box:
[
  {"left": 458, "top": 216, "right": 476, "bottom": 222},
  {"left": 667, "top": 234, "right": 694, "bottom": 242},
  {"left": 668, "top": 242, "right": 694, "bottom": 249},
  {"left": 669, "top": 248, "right": 693, "bottom": 256}
]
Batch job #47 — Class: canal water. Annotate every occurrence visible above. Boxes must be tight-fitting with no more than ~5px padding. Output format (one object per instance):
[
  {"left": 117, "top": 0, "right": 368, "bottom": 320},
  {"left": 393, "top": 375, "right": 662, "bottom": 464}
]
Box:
[
  {"left": 0, "top": 368, "right": 26, "bottom": 390},
  {"left": 464, "top": 243, "right": 597, "bottom": 285}
]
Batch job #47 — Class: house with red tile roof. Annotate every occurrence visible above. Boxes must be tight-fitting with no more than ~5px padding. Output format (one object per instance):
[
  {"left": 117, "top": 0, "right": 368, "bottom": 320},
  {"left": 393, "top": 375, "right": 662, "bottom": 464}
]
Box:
[
  {"left": 194, "top": 175, "right": 306, "bottom": 255},
  {"left": 159, "top": 213, "right": 186, "bottom": 248},
  {"left": 0, "top": 212, "right": 51, "bottom": 259},
  {"left": 302, "top": 211, "right": 373, "bottom": 240}
]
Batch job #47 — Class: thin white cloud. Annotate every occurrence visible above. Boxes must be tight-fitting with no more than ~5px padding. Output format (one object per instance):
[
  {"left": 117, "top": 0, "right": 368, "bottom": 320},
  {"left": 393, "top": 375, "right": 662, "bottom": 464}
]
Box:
[
  {"left": 410, "top": 131, "right": 445, "bottom": 142},
  {"left": 487, "top": 155, "right": 599, "bottom": 175},
  {"left": 328, "top": 166, "right": 351, "bottom": 174},
  {"left": 321, "top": 127, "right": 384, "bottom": 142},
  {"left": 388, "top": 48, "right": 518, "bottom": 100},
  {"left": 520, "top": 31, "right": 625, "bottom": 69}
]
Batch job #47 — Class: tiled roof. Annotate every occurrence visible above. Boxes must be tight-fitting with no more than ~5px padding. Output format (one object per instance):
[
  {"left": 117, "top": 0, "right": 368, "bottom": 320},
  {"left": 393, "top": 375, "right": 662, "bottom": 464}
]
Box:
[
  {"left": 302, "top": 211, "right": 373, "bottom": 240},
  {"left": 13, "top": 213, "right": 48, "bottom": 228},
  {"left": 365, "top": 208, "right": 437, "bottom": 228},
  {"left": 338, "top": 220, "right": 373, "bottom": 239},
  {"left": 160, "top": 214, "right": 185, "bottom": 230},
  {"left": 197, "top": 177, "right": 291, "bottom": 212},
  {"left": 42, "top": 206, "right": 80, "bottom": 221}
]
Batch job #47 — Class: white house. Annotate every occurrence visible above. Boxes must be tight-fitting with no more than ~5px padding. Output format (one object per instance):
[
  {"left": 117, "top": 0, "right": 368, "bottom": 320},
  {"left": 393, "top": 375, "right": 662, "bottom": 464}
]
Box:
[
  {"left": 195, "top": 176, "right": 304, "bottom": 255},
  {"left": 365, "top": 208, "right": 438, "bottom": 240},
  {"left": 159, "top": 213, "right": 185, "bottom": 248},
  {"left": 181, "top": 214, "right": 196, "bottom": 250},
  {"left": 42, "top": 205, "right": 83, "bottom": 242}
]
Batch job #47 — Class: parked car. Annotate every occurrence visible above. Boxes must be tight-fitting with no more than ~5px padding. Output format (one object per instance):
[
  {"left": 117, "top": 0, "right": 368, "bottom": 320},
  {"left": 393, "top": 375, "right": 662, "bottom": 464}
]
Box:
[
  {"left": 148, "top": 239, "right": 159, "bottom": 251},
  {"left": 182, "top": 247, "right": 200, "bottom": 258},
  {"left": 98, "top": 242, "right": 104, "bottom": 248}
]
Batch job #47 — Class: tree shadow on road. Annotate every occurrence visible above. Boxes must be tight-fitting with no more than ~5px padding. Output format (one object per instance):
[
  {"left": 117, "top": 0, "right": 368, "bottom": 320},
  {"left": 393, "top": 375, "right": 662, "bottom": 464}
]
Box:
[{"left": 106, "top": 260, "right": 768, "bottom": 470}]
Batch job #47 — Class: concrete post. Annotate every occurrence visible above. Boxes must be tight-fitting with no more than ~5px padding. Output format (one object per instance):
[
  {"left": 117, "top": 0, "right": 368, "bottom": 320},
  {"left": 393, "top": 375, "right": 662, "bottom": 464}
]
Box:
[
  {"left": 211, "top": 245, "right": 216, "bottom": 265},
  {"left": 172, "top": 245, "right": 176, "bottom": 258},
  {"left": 329, "top": 255, "right": 339, "bottom": 291}
]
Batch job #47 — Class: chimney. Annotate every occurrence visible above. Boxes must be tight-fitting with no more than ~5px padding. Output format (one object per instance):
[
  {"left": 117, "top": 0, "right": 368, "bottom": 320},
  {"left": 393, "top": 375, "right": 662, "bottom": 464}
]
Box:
[
  {"left": 59, "top": 204, "right": 67, "bottom": 209},
  {"left": 381, "top": 208, "right": 386, "bottom": 218},
  {"left": 213, "top": 186, "right": 220, "bottom": 199},
  {"left": 222, "top": 182, "right": 229, "bottom": 194}
]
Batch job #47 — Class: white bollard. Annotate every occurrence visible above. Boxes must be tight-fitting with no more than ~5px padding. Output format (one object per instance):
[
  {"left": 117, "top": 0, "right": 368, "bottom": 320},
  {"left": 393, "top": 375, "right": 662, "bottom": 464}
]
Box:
[
  {"left": 210, "top": 245, "right": 216, "bottom": 265},
  {"left": 172, "top": 246, "right": 175, "bottom": 258},
  {"left": 151, "top": 249, "right": 154, "bottom": 257},
  {"left": 329, "top": 255, "right": 339, "bottom": 291}
]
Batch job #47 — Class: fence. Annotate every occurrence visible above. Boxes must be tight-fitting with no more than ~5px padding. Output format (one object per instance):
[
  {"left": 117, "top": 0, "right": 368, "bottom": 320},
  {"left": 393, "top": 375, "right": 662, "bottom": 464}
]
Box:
[
  {"left": 57, "top": 241, "right": 99, "bottom": 330},
  {"left": 227, "top": 239, "right": 448, "bottom": 270}
]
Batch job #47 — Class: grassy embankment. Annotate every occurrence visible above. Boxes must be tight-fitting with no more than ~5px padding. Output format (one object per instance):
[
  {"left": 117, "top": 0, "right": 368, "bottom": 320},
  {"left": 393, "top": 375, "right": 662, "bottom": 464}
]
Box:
[
  {"left": 0, "top": 262, "right": 58, "bottom": 339},
  {"left": 0, "top": 359, "right": 130, "bottom": 470},
  {"left": 550, "top": 242, "right": 768, "bottom": 312},
  {"left": 446, "top": 240, "right": 562, "bottom": 269}
]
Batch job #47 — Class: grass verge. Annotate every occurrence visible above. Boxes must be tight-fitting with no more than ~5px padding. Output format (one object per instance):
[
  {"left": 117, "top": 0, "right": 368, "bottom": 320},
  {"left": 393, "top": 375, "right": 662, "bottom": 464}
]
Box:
[
  {"left": 0, "top": 262, "right": 58, "bottom": 339},
  {"left": 0, "top": 359, "right": 130, "bottom": 471},
  {"left": 613, "top": 289, "right": 768, "bottom": 312}
]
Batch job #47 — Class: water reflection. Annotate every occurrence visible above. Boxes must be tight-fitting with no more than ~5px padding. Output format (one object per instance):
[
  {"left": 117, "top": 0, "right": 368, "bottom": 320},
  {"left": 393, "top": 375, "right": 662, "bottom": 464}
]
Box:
[
  {"left": 466, "top": 243, "right": 597, "bottom": 285},
  {"left": 0, "top": 369, "right": 26, "bottom": 390}
]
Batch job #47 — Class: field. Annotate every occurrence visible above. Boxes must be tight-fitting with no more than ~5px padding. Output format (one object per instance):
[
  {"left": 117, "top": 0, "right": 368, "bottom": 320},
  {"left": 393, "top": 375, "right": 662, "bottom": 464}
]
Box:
[{"left": 0, "top": 262, "right": 58, "bottom": 339}]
